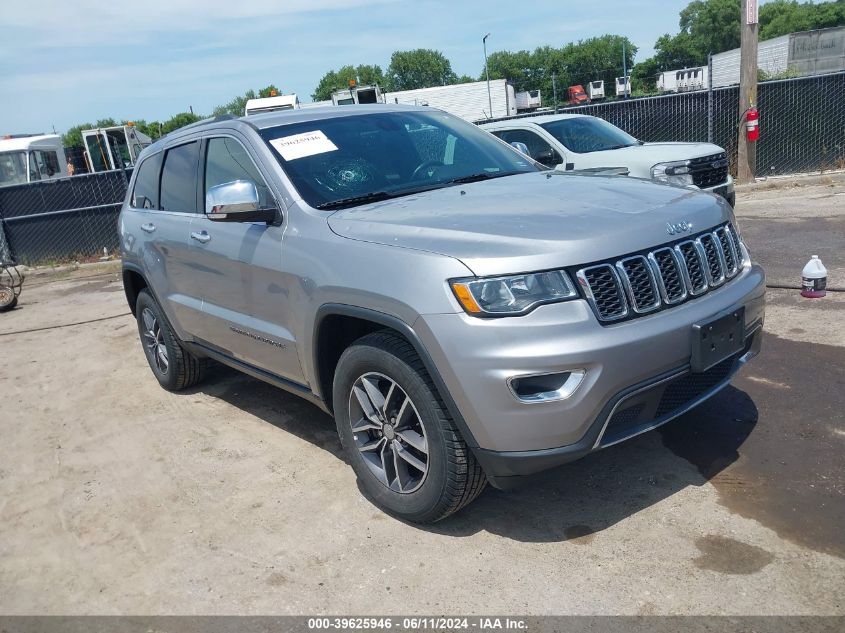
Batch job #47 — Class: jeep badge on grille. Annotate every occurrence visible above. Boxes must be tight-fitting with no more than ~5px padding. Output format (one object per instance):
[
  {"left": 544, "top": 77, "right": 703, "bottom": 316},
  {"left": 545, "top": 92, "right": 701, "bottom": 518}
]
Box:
[{"left": 666, "top": 221, "right": 692, "bottom": 235}]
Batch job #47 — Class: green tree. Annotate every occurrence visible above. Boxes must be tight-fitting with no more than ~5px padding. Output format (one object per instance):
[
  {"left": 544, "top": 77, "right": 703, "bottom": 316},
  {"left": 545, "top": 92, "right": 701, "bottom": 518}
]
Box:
[
  {"left": 160, "top": 112, "right": 202, "bottom": 135},
  {"left": 132, "top": 119, "right": 163, "bottom": 141},
  {"left": 311, "top": 65, "right": 385, "bottom": 101},
  {"left": 386, "top": 49, "right": 457, "bottom": 91},
  {"left": 760, "top": 0, "right": 845, "bottom": 39},
  {"left": 483, "top": 36, "right": 635, "bottom": 107},
  {"left": 62, "top": 118, "right": 120, "bottom": 147},
  {"left": 635, "top": 0, "right": 845, "bottom": 88}
]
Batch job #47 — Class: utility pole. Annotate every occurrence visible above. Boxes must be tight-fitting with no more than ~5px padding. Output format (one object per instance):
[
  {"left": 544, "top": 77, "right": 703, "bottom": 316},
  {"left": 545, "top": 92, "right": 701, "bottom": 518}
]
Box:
[
  {"left": 483, "top": 33, "right": 493, "bottom": 119},
  {"left": 737, "top": 0, "right": 759, "bottom": 183},
  {"left": 622, "top": 41, "right": 628, "bottom": 99}
]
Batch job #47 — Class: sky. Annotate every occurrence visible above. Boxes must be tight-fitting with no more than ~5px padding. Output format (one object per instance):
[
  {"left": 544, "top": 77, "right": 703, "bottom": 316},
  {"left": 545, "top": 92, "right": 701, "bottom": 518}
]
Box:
[{"left": 2, "top": 0, "right": 706, "bottom": 135}]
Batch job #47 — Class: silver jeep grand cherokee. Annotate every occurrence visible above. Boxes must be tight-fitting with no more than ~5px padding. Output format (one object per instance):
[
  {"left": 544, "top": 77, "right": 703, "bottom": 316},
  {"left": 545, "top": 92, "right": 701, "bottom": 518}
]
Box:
[{"left": 120, "top": 104, "right": 765, "bottom": 522}]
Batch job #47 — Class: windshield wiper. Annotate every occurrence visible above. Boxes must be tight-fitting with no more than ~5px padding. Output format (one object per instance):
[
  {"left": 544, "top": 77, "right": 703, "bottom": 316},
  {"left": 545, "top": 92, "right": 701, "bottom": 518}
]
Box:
[
  {"left": 315, "top": 183, "right": 445, "bottom": 210},
  {"left": 446, "top": 171, "right": 516, "bottom": 185}
]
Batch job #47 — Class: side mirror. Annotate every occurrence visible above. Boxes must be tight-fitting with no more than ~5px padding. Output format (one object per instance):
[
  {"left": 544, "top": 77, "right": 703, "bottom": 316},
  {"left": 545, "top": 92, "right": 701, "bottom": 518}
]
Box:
[
  {"left": 509, "top": 141, "right": 531, "bottom": 157},
  {"left": 206, "top": 180, "right": 275, "bottom": 223},
  {"left": 535, "top": 149, "right": 563, "bottom": 167}
]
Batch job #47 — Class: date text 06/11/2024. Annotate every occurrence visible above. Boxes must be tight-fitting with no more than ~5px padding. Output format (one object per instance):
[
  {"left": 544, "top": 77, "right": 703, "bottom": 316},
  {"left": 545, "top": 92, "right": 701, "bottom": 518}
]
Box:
[{"left": 306, "top": 617, "right": 528, "bottom": 630}]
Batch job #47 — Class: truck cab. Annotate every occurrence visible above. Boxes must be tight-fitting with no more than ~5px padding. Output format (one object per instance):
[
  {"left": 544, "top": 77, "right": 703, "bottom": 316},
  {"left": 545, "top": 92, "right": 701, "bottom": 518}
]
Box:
[
  {"left": 0, "top": 134, "right": 68, "bottom": 187},
  {"left": 244, "top": 94, "right": 301, "bottom": 116},
  {"left": 82, "top": 125, "right": 151, "bottom": 173},
  {"left": 567, "top": 85, "right": 590, "bottom": 105},
  {"left": 331, "top": 84, "right": 384, "bottom": 106}
]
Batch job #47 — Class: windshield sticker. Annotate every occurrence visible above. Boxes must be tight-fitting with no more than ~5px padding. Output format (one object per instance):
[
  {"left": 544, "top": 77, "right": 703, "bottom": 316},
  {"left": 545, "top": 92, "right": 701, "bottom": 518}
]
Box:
[{"left": 269, "top": 130, "right": 338, "bottom": 161}]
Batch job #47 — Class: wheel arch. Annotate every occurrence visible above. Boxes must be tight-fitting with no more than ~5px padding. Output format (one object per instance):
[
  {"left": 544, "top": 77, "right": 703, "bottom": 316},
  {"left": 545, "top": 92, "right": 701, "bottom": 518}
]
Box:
[
  {"left": 122, "top": 263, "right": 148, "bottom": 316},
  {"left": 312, "top": 304, "right": 479, "bottom": 449}
]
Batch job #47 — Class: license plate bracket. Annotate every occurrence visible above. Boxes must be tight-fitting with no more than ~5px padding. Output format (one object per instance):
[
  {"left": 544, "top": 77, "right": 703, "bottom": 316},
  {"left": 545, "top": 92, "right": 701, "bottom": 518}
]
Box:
[{"left": 691, "top": 306, "right": 745, "bottom": 373}]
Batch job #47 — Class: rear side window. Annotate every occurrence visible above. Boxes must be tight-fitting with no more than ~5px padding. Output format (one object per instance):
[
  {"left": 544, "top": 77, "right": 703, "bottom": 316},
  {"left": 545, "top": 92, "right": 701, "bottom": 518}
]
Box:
[
  {"left": 160, "top": 141, "right": 200, "bottom": 212},
  {"left": 131, "top": 152, "right": 162, "bottom": 209}
]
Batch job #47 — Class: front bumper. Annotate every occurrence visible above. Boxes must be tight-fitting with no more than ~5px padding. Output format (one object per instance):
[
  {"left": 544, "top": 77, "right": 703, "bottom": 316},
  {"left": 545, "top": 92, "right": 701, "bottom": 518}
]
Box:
[{"left": 414, "top": 263, "right": 765, "bottom": 485}]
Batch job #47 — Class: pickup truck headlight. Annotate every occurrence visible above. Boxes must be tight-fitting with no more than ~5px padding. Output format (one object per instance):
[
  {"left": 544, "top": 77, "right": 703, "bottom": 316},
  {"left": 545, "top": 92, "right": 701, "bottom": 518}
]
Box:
[
  {"left": 651, "top": 160, "right": 695, "bottom": 187},
  {"left": 450, "top": 270, "right": 578, "bottom": 316}
]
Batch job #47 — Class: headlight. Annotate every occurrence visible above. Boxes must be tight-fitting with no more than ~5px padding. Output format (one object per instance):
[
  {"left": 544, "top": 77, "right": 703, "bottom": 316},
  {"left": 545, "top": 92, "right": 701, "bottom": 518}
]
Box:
[
  {"left": 651, "top": 160, "right": 695, "bottom": 187},
  {"left": 450, "top": 270, "right": 578, "bottom": 317}
]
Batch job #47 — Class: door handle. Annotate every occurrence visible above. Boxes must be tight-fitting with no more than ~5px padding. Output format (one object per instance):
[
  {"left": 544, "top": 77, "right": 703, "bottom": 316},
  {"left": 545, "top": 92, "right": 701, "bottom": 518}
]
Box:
[
  {"left": 190, "top": 231, "right": 211, "bottom": 244},
  {"left": 140, "top": 223, "right": 156, "bottom": 233}
]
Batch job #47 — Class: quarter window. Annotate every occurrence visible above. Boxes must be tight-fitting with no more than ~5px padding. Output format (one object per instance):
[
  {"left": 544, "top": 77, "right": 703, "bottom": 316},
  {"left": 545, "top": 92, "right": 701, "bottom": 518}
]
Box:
[
  {"left": 160, "top": 141, "right": 200, "bottom": 213},
  {"left": 204, "top": 137, "right": 274, "bottom": 209},
  {"left": 131, "top": 152, "right": 163, "bottom": 209}
]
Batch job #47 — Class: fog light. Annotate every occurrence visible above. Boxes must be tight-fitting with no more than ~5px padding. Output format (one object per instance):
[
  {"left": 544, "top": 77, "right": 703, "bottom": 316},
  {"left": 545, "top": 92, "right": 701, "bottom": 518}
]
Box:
[{"left": 508, "top": 370, "right": 586, "bottom": 403}]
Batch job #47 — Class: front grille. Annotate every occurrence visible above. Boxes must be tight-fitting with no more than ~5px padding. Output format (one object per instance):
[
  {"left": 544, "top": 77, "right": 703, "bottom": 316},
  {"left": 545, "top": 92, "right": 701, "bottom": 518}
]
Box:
[
  {"left": 689, "top": 152, "right": 728, "bottom": 188},
  {"left": 650, "top": 248, "right": 686, "bottom": 303},
  {"left": 580, "top": 265, "right": 627, "bottom": 320},
  {"left": 716, "top": 225, "right": 738, "bottom": 276},
  {"left": 577, "top": 223, "right": 745, "bottom": 324},
  {"left": 618, "top": 256, "right": 660, "bottom": 313},
  {"left": 699, "top": 233, "right": 725, "bottom": 285}
]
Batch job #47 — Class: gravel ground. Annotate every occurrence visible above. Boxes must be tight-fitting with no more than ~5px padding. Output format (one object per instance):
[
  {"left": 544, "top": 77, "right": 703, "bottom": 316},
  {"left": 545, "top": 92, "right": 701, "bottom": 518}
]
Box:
[{"left": 0, "top": 176, "right": 843, "bottom": 616}]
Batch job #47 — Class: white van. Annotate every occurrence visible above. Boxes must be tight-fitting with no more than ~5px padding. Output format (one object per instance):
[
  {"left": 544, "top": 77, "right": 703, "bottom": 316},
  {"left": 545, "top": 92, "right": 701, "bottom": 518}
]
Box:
[
  {"left": 0, "top": 134, "right": 68, "bottom": 187},
  {"left": 244, "top": 94, "right": 300, "bottom": 116}
]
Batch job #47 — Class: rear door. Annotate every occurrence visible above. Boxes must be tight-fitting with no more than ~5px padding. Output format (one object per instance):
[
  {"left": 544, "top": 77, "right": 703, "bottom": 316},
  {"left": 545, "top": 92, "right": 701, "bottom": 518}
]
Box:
[
  {"left": 125, "top": 141, "right": 204, "bottom": 338},
  {"left": 189, "top": 134, "right": 304, "bottom": 384}
]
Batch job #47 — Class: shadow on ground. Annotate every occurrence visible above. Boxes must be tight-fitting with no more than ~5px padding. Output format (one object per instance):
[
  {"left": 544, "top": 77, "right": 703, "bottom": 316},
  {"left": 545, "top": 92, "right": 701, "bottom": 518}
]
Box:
[{"left": 183, "top": 364, "right": 763, "bottom": 545}]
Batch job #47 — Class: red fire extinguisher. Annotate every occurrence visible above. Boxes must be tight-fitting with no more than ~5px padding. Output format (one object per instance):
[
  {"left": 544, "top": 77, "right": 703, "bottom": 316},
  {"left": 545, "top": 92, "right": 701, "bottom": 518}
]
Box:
[{"left": 746, "top": 106, "right": 760, "bottom": 142}]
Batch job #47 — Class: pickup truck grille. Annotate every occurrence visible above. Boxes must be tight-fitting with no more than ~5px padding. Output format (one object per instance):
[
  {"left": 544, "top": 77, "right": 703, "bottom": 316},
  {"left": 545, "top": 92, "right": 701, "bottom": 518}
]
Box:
[
  {"left": 576, "top": 223, "right": 744, "bottom": 324},
  {"left": 689, "top": 152, "right": 729, "bottom": 189}
]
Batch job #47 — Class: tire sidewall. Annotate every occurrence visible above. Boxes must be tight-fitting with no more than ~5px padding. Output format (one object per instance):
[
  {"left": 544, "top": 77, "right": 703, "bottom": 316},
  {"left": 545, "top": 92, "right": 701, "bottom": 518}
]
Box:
[
  {"left": 135, "top": 290, "right": 180, "bottom": 390},
  {"left": 334, "top": 343, "right": 450, "bottom": 521}
]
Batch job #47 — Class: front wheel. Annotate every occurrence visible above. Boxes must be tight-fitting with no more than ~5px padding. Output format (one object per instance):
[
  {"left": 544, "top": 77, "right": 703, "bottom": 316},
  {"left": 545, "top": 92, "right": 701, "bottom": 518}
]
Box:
[{"left": 333, "top": 331, "right": 486, "bottom": 522}]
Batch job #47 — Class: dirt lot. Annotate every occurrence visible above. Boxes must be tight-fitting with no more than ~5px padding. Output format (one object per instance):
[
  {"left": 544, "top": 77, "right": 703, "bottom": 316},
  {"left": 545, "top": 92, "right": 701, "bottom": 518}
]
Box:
[{"left": 1, "top": 176, "right": 843, "bottom": 615}]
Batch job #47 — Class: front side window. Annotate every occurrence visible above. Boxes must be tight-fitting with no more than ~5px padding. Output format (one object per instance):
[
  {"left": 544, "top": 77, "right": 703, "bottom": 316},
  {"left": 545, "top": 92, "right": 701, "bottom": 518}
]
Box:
[
  {"left": 204, "top": 137, "right": 274, "bottom": 210},
  {"left": 160, "top": 142, "right": 200, "bottom": 212},
  {"left": 259, "top": 110, "right": 537, "bottom": 209},
  {"left": 31, "top": 151, "right": 60, "bottom": 177},
  {"left": 493, "top": 129, "right": 560, "bottom": 165},
  {"left": 131, "top": 152, "right": 163, "bottom": 209},
  {"left": 0, "top": 151, "right": 28, "bottom": 186},
  {"left": 540, "top": 117, "right": 639, "bottom": 154}
]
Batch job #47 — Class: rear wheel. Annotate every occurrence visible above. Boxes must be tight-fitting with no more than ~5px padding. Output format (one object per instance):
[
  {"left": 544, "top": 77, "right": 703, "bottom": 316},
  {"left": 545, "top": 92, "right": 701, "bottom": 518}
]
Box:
[
  {"left": 333, "top": 330, "right": 486, "bottom": 522},
  {"left": 135, "top": 290, "right": 206, "bottom": 391}
]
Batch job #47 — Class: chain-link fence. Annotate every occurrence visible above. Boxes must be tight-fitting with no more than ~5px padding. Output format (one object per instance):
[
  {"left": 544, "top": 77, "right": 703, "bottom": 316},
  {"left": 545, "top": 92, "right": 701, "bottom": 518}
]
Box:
[
  {"left": 0, "top": 170, "right": 129, "bottom": 266},
  {"left": 480, "top": 71, "right": 845, "bottom": 177},
  {"left": 1, "top": 72, "right": 842, "bottom": 268}
]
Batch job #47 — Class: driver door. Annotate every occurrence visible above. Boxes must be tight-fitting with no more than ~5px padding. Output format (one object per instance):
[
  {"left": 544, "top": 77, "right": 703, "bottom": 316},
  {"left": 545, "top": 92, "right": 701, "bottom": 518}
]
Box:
[{"left": 189, "top": 134, "right": 305, "bottom": 384}]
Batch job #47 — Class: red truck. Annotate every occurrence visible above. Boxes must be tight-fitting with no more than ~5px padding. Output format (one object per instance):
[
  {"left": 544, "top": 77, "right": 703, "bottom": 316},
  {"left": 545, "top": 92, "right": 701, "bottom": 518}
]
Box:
[{"left": 567, "top": 85, "right": 590, "bottom": 105}]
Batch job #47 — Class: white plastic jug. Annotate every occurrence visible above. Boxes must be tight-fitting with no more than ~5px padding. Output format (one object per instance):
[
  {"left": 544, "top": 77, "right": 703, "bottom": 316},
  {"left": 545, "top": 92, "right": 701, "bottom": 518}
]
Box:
[{"left": 801, "top": 255, "right": 827, "bottom": 298}]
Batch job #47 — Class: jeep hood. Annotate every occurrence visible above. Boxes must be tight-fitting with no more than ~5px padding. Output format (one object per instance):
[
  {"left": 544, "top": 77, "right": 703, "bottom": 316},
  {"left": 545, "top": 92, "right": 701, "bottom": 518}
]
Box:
[{"left": 326, "top": 171, "right": 731, "bottom": 276}]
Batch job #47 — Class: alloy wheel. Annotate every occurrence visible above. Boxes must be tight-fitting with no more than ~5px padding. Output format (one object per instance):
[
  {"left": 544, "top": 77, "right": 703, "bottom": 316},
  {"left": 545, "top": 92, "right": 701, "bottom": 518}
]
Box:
[
  {"left": 141, "top": 307, "right": 169, "bottom": 374},
  {"left": 348, "top": 372, "right": 429, "bottom": 493}
]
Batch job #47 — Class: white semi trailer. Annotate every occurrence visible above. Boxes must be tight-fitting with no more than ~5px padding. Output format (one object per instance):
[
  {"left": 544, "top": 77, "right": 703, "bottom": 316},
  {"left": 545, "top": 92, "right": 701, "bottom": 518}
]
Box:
[{"left": 385, "top": 79, "right": 517, "bottom": 122}]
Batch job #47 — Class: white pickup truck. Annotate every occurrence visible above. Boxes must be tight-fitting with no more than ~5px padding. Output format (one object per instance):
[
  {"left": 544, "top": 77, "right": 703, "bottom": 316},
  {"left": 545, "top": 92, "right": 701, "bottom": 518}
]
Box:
[{"left": 480, "top": 113, "right": 734, "bottom": 207}]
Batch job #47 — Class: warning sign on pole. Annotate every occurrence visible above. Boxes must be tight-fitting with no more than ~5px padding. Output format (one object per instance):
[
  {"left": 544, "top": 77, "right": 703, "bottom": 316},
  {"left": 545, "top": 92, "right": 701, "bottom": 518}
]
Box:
[{"left": 746, "top": 0, "right": 759, "bottom": 25}]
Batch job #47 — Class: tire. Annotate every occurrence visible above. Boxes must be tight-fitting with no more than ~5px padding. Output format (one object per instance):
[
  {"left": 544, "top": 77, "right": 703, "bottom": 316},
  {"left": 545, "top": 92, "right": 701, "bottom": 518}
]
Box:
[
  {"left": 333, "top": 330, "right": 486, "bottom": 522},
  {"left": 0, "top": 286, "right": 17, "bottom": 312},
  {"left": 135, "top": 289, "right": 206, "bottom": 391}
]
